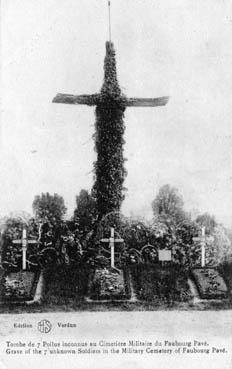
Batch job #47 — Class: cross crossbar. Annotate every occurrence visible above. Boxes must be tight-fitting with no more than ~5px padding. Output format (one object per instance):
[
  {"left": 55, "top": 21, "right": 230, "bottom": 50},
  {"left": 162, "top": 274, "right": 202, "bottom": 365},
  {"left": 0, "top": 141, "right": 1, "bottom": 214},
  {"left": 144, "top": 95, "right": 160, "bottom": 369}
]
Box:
[
  {"left": 101, "top": 238, "right": 124, "bottom": 243},
  {"left": 126, "top": 96, "right": 169, "bottom": 107},
  {"left": 13, "top": 240, "right": 37, "bottom": 245},
  {"left": 52, "top": 93, "right": 98, "bottom": 105},
  {"left": 53, "top": 93, "right": 169, "bottom": 108}
]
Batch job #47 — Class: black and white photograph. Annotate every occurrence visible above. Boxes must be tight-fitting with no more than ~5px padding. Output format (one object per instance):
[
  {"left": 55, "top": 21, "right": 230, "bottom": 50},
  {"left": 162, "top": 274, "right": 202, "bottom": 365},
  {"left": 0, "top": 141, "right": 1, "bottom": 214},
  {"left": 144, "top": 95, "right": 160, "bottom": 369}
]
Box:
[{"left": 0, "top": 1, "right": 232, "bottom": 368}]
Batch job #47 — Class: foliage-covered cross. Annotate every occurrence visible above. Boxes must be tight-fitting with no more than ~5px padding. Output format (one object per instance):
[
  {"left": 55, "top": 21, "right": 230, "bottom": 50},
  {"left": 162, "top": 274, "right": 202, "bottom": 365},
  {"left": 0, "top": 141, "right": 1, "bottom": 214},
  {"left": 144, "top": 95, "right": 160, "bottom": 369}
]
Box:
[{"left": 53, "top": 39, "right": 169, "bottom": 220}]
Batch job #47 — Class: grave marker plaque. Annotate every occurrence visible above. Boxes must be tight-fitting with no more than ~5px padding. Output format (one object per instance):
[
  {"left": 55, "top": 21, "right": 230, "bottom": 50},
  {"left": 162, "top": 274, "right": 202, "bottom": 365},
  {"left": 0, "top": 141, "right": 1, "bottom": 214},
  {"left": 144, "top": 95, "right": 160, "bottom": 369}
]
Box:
[{"left": 158, "top": 250, "right": 172, "bottom": 262}]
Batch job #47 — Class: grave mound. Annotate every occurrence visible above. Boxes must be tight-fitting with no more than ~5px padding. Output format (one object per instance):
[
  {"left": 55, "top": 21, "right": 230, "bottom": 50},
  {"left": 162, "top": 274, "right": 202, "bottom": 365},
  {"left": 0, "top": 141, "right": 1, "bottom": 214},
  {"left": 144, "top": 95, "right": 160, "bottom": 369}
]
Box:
[
  {"left": 0, "top": 271, "right": 40, "bottom": 302},
  {"left": 88, "top": 268, "right": 131, "bottom": 301},
  {"left": 191, "top": 268, "right": 228, "bottom": 299}
]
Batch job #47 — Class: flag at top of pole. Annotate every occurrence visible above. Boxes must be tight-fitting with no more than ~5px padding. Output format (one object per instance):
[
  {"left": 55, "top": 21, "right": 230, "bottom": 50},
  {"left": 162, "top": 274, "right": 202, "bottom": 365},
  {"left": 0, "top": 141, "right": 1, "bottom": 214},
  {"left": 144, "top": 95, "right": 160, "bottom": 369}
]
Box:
[{"left": 108, "top": 1, "right": 111, "bottom": 41}]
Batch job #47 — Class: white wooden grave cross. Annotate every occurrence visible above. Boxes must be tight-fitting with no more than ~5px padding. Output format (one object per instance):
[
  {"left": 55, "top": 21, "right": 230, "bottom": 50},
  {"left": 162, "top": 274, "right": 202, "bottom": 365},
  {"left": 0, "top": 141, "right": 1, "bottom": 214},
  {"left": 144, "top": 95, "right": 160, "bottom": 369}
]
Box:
[
  {"left": 193, "top": 227, "right": 214, "bottom": 267},
  {"left": 12, "top": 228, "right": 37, "bottom": 270},
  {"left": 100, "top": 227, "right": 124, "bottom": 268}
]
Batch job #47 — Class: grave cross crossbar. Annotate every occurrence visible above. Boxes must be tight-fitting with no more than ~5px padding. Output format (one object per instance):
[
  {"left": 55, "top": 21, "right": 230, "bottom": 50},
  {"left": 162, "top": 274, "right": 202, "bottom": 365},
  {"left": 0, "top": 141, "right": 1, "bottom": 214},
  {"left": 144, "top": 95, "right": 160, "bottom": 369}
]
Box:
[
  {"left": 100, "top": 227, "right": 124, "bottom": 268},
  {"left": 13, "top": 228, "right": 37, "bottom": 270}
]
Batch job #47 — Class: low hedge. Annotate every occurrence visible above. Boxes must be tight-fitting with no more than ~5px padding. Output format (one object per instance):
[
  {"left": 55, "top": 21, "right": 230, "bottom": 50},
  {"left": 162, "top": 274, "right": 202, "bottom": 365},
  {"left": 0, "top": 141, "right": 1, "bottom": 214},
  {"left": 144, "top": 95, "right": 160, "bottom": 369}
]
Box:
[
  {"left": 42, "top": 264, "right": 90, "bottom": 305},
  {"left": 130, "top": 264, "right": 191, "bottom": 303}
]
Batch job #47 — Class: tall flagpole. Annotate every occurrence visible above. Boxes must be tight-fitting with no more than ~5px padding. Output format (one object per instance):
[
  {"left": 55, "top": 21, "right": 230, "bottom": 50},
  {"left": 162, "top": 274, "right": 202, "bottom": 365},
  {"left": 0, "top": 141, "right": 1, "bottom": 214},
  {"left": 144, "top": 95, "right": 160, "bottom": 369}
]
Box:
[{"left": 108, "top": 1, "right": 111, "bottom": 41}]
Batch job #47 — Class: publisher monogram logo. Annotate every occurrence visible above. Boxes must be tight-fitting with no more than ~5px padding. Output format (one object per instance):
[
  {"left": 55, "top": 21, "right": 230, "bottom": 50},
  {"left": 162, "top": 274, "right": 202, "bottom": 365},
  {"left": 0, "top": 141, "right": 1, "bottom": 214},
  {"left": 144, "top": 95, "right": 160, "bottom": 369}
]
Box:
[{"left": 37, "top": 320, "right": 52, "bottom": 333}]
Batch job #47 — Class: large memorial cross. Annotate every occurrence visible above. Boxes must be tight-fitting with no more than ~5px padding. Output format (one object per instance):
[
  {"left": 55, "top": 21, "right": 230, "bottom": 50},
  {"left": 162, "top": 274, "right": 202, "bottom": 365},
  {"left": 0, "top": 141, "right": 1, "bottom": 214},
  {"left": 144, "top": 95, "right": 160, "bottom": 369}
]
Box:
[{"left": 52, "top": 3, "right": 169, "bottom": 218}]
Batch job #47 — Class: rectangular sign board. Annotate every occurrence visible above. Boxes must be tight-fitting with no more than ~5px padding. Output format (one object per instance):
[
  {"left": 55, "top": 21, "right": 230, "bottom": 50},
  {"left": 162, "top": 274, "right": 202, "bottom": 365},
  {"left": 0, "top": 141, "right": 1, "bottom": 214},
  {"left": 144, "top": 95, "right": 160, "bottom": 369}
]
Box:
[{"left": 158, "top": 249, "right": 172, "bottom": 261}]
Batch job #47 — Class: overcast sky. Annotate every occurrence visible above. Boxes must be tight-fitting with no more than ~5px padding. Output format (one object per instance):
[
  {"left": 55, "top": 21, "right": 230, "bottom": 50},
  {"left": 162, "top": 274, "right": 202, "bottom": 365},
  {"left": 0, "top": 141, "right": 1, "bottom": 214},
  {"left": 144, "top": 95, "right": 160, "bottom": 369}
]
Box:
[{"left": 1, "top": 0, "right": 232, "bottom": 225}]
